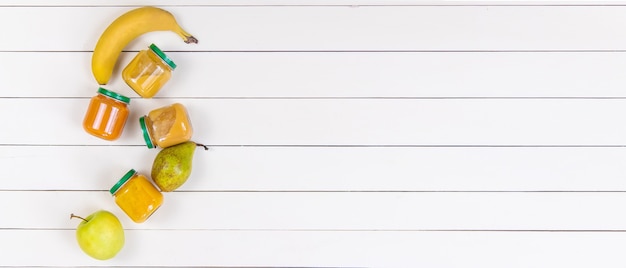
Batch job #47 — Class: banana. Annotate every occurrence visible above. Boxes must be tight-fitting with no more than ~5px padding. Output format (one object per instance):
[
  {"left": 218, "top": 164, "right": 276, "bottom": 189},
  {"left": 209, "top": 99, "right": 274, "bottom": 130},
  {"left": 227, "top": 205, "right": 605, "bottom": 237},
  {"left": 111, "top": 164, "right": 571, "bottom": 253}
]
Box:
[{"left": 92, "top": 6, "right": 198, "bottom": 85}]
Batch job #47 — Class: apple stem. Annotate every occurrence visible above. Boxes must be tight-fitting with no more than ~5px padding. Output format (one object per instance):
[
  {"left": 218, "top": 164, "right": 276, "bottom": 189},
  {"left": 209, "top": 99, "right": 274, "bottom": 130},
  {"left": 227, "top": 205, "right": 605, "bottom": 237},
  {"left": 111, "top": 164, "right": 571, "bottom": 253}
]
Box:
[
  {"left": 195, "top": 143, "right": 209, "bottom": 151},
  {"left": 70, "top": 214, "right": 88, "bottom": 223}
]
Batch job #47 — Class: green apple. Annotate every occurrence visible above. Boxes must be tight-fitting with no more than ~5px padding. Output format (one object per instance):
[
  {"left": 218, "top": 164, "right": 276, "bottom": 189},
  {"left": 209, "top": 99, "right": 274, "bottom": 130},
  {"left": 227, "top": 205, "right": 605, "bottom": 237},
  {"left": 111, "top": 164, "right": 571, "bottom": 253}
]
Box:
[{"left": 70, "top": 210, "right": 124, "bottom": 260}]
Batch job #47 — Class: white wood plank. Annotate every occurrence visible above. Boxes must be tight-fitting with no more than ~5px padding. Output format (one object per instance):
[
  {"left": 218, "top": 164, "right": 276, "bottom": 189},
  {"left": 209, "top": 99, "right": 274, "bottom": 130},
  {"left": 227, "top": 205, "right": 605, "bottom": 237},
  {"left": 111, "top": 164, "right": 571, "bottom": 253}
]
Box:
[
  {"left": 2, "top": 98, "right": 626, "bottom": 146},
  {"left": 3, "top": 229, "right": 626, "bottom": 267},
  {"left": 0, "top": 0, "right": 441, "bottom": 6},
  {"left": 6, "top": 0, "right": 626, "bottom": 7},
  {"left": 5, "top": 51, "right": 626, "bottom": 98},
  {"left": 3, "top": 146, "right": 626, "bottom": 191},
  {"left": 2, "top": 191, "right": 626, "bottom": 230},
  {"left": 3, "top": 6, "right": 626, "bottom": 51}
]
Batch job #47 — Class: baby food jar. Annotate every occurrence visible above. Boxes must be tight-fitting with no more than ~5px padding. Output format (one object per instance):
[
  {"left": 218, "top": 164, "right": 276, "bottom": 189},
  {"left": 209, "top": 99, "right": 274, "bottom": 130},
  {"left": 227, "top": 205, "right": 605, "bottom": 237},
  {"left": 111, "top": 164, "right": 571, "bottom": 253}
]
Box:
[
  {"left": 110, "top": 169, "right": 163, "bottom": 223},
  {"left": 139, "top": 103, "right": 193, "bottom": 149},
  {"left": 83, "top": 87, "right": 131, "bottom": 141},
  {"left": 122, "top": 44, "right": 176, "bottom": 98}
]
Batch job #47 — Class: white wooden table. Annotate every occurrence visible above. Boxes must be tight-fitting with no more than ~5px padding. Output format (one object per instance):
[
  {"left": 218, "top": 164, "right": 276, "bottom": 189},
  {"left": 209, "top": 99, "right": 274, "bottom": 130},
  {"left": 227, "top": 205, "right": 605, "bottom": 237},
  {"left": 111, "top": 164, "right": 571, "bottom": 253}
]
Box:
[{"left": 3, "top": 0, "right": 626, "bottom": 266}]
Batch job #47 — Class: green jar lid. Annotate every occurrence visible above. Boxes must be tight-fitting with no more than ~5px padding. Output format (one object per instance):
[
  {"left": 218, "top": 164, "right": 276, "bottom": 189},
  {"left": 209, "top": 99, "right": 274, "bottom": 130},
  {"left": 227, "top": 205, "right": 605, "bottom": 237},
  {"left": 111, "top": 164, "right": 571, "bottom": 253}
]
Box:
[
  {"left": 97, "top": 87, "right": 131, "bottom": 104},
  {"left": 139, "top": 116, "right": 156, "bottom": 149},
  {"left": 110, "top": 169, "right": 137, "bottom": 195},
  {"left": 149, "top": 44, "right": 177, "bottom": 70}
]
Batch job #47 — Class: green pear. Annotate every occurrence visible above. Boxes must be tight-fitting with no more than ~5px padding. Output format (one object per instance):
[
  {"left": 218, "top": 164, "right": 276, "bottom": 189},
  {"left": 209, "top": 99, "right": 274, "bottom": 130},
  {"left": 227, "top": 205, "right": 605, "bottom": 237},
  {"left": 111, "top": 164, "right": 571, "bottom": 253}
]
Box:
[
  {"left": 151, "top": 141, "right": 208, "bottom": 192},
  {"left": 70, "top": 210, "right": 124, "bottom": 260}
]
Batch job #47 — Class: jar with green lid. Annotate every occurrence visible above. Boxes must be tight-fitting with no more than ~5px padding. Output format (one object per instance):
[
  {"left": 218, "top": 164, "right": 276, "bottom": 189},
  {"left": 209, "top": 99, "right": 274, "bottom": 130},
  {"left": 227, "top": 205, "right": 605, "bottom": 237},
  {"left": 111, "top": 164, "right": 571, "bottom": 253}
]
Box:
[
  {"left": 122, "top": 43, "right": 177, "bottom": 98},
  {"left": 83, "top": 87, "right": 131, "bottom": 141},
  {"left": 110, "top": 169, "right": 163, "bottom": 223},
  {"left": 139, "top": 103, "right": 193, "bottom": 149}
]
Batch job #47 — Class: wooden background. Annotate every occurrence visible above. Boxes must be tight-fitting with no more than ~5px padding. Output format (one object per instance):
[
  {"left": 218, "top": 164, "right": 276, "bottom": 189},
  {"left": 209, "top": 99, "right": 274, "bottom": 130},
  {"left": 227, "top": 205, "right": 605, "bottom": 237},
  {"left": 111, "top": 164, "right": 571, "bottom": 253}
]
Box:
[{"left": 4, "top": 0, "right": 626, "bottom": 267}]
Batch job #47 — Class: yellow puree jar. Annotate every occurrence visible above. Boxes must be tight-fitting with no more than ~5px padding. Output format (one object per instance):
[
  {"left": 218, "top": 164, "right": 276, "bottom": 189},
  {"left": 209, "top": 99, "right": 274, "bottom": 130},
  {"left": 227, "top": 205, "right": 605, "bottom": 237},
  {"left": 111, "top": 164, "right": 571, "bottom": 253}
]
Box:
[
  {"left": 139, "top": 103, "right": 193, "bottom": 149},
  {"left": 110, "top": 169, "right": 163, "bottom": 223},
  {"left": 122, "top": 44, "right": 176, "bottom": 98}
]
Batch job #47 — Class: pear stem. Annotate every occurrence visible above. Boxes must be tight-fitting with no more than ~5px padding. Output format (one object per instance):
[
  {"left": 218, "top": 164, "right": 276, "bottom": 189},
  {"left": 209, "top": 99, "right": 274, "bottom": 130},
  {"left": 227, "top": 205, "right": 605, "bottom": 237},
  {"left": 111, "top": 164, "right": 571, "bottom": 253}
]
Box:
[
  {"left": 70, "top": 214, "right": 88, "bottom": 223},
  {"left": 195, "top": 143, "right": 209, "bottom": 151}
]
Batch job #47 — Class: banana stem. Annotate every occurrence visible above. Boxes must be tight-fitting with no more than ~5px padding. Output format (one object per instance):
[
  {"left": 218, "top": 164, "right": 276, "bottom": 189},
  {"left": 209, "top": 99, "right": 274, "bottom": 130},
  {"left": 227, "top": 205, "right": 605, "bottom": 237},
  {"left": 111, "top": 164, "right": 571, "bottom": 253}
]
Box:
[
  {"left": 177, "top": 30, "right": 198, "bottom": 44},
  {"left": 184, "top": 35, "right": 198, "bottom": 44}
]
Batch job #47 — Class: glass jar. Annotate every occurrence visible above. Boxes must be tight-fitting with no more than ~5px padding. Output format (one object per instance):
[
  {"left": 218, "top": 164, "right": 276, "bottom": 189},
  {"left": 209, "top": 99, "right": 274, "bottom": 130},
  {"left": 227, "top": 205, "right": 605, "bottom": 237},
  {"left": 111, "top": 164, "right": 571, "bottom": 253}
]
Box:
[
  {"left": 83, "top": 87, "right": 131, "bottom": 141},
  {"left": 122, "top": 44, "right": 176, "bottom": 98},
  {"left": 139, "top": 103, "right": 193, "bottom": 148},
  {"left": 110, "top": 169, "right": 163, "bottom": 223}
]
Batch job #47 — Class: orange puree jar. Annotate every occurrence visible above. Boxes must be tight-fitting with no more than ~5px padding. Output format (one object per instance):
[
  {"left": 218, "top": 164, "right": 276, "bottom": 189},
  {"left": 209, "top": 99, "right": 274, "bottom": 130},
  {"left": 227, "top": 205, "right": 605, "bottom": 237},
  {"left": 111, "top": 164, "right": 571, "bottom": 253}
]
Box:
[
  {"left": 83, "top": 87, "right": 130, "bottom": 141},
  {"left": 122, "top": 44, "right": 176, "bottom": 98},
  {"left": 139, "top": 103, "right": 193, "bottom": 149},
  {"left": 110, "top": 169, "right": 163, "bottom": 223}
]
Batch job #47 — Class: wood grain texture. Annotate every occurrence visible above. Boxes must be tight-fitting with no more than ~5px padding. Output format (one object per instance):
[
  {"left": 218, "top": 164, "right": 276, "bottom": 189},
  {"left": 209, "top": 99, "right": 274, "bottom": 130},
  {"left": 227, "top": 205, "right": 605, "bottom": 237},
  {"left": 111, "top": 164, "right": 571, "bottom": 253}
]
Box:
[
  {"left": 4, "top": 52, "right": 626, "bottom": 98},
  {"left": 2, "top": 98, "right": 626, "bottom": 146},
  {"left": 2, "top": 230, "right": 624, "bottom": 267},
  {"left": 4, "top": 146, "right": 626, "bottom": 191},
  {"left": 2, "top": 6, "right": 626, "bottom": 51},
  {"left": 4, "top": 191, "right": 626, "bottom": 230}
]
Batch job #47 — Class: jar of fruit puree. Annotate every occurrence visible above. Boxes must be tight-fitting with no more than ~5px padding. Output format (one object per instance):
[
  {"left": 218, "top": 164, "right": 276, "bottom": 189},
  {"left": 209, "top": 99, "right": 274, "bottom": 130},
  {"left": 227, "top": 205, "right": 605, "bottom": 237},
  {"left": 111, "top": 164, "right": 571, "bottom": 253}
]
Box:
[
  {"left": 83, "top": 87, "right": 130, "bottom": 141},
  {"left": 139, "top": 103, "right": 193, "bottom": 149},
  {"left": 122, "top": 44, "right": 176, "bottom": 98},
  {"left": 110, "top": 169, "right": 163, "bottom": 223}
]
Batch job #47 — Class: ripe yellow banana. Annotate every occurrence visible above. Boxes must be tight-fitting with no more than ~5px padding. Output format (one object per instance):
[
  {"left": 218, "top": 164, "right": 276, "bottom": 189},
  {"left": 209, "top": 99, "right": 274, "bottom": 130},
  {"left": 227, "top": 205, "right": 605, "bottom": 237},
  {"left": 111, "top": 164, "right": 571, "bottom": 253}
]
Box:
[{"left": 92, "top": 6, "right": 198, "bottom": 85}]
